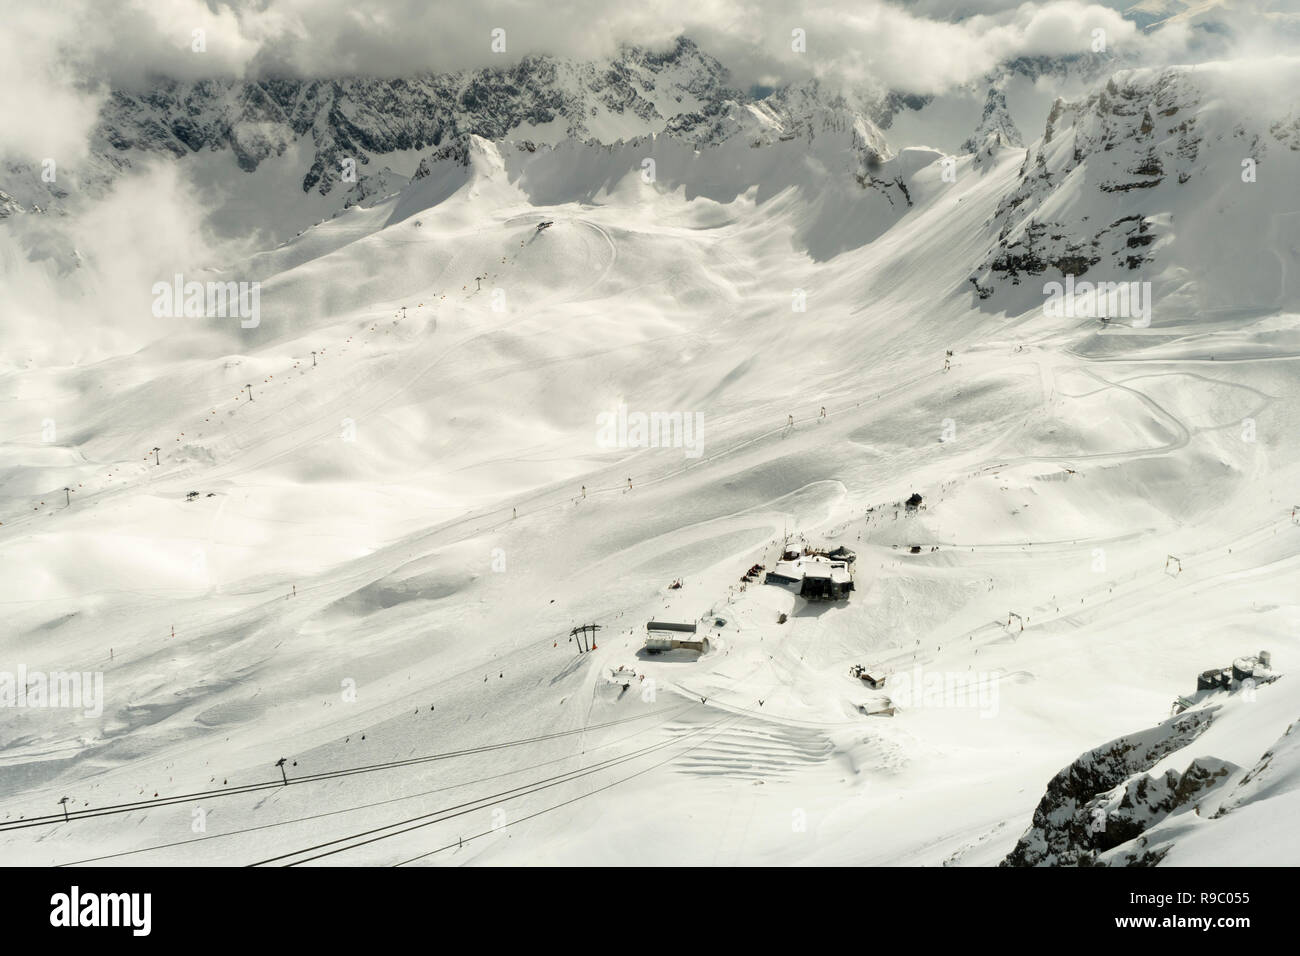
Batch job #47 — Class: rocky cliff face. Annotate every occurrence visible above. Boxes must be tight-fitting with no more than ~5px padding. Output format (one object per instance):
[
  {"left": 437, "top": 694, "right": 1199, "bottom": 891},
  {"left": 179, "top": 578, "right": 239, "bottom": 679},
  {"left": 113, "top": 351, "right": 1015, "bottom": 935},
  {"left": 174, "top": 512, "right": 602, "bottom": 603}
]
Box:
[
  {"left": 5, "top": 35, "right": 949, "bottom": 231},
  {"left": 969, "top": 62, "right": 1300, "bottom": 305},
  {"left": 1001, "top": 708, "right": 1218, "bottom": 866},
  {"left": 960, "top": 88, "right": 1024, "bottom": 156},
  {"left": 91, "top": 38, "right": 736, "bottom": 199}
]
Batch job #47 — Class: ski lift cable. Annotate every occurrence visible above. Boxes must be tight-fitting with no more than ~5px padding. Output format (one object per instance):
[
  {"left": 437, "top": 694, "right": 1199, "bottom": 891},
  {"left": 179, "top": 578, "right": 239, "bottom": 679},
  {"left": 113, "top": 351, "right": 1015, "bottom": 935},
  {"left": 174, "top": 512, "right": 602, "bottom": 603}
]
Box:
[
  {"left": 261, "top": 712, "right": 741, "bottom": 867},
  {"left": 52, "top": 711, "right": 692, "bottom": 867},
  {"left": 392, "top": 716, "right": 745, "bottom": 867},
  {"left": 0, "top": 703, "right": 696, "bottom": 833}
]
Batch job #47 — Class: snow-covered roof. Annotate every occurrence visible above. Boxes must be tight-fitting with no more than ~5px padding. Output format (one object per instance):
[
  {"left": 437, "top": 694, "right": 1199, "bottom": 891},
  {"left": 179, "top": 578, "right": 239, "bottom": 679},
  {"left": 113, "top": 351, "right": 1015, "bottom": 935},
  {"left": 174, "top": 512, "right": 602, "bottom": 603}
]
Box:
[
  {"left": 770, "top": 554, "right": 851, "bottom": 582},
  {"left": 771, "top": 560, "right": 804, "bottom": 579}
]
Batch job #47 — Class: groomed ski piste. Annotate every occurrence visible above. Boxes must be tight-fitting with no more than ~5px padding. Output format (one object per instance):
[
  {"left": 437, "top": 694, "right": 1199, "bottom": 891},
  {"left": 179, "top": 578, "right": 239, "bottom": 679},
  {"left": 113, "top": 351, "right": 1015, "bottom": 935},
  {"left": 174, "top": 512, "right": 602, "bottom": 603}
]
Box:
[{"left": 2, "top": 57, "right": 1300, "bottom": 866}]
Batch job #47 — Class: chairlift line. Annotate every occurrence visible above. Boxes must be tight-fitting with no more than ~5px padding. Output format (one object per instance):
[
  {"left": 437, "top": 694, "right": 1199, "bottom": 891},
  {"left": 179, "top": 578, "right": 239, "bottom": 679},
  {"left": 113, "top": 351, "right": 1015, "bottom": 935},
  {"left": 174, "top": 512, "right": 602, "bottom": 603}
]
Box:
[
  {"left": 52, "top": 705, "right": 708, "bottom": 867},
  {"left": 0, "top": 703, "right": 693, "bottom": 833},
  {"left": 256, "top": 713, "right": 740, "bottom": 867}
]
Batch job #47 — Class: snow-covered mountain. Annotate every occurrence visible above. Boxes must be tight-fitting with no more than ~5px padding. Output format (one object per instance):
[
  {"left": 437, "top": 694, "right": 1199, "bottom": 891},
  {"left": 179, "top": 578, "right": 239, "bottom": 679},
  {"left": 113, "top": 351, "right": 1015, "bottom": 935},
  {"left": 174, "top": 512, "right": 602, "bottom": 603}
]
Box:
[
  {"left": 1125, "top": 0, "right": 1300, "bottom": 38},
  {"left": 972, "top": 60, "right": 1300, "bottom": 319},
  {"left": 2, "top": 38, "right": 737, "bottom": 242},
  {"left": 0, "top": 38, "right": 1113, "bottom": 243},
  {"left": 960, "top": 88, "right": 1024, "bottom": 155},
  {"left": 2, "top": 29, "right": 1299, "bottom": 868},
  {"left": 97, "top": 38, "right": 733, "bottom": 195}
]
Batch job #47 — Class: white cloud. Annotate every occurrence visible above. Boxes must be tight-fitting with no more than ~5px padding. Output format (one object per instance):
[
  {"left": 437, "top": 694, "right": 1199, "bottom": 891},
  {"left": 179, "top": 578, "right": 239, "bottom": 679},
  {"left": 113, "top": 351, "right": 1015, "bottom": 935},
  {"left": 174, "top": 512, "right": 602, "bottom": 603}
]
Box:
[
  {"left": 0, "top": 0, "right": 1193, "bottom": 102},
  {"left": 0, "top": 7, "right": 105, "bottom": 164},
  {"left": 0, "top": 160, "right": 256, "bottom": 365}
]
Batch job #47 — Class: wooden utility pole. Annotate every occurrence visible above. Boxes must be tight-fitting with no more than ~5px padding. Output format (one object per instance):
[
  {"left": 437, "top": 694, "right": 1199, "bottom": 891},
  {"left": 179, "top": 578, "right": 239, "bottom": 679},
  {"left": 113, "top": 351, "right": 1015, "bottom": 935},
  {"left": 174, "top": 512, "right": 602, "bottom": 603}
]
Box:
[
  {"left": 58, "top": 796, "right": 70, "bottom": 822},
  {"left": 311, "top": 351, "right": 317, "bottom": 367},
  {"left": 276, "top": 757, "right": 289, "bottom": 786},
  {"left": 246, "top": 384, "right": 254, "bottom": 402},
  {"left": 63, "top": 487, "right": 71, "bottom": 507},
  {"left": 152, "top": 446, "right": 161, "bottom": 465}
]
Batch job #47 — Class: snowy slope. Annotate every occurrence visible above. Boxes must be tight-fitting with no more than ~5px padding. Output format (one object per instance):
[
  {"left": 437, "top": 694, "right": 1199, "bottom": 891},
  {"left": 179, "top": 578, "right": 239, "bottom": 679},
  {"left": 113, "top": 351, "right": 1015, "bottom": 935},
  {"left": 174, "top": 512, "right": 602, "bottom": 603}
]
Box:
[{"left": 1, "top": 55, "right": 1299, "bottom": 867}]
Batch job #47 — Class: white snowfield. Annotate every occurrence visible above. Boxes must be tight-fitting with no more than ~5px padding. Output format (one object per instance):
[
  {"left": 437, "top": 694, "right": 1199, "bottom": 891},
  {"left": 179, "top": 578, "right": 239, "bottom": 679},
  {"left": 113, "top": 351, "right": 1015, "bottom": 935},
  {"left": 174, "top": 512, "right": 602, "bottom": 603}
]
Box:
[{"left": 2, "top": 58, "right": 1299, "bottom": 867}]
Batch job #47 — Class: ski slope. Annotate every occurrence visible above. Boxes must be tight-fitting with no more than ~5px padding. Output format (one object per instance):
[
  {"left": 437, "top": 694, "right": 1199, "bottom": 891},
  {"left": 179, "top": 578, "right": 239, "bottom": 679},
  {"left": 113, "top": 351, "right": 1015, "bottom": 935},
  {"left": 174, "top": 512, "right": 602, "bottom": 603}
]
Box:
[{"left": 2, "top": 59, "right": 1299, "bottom": 867}]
